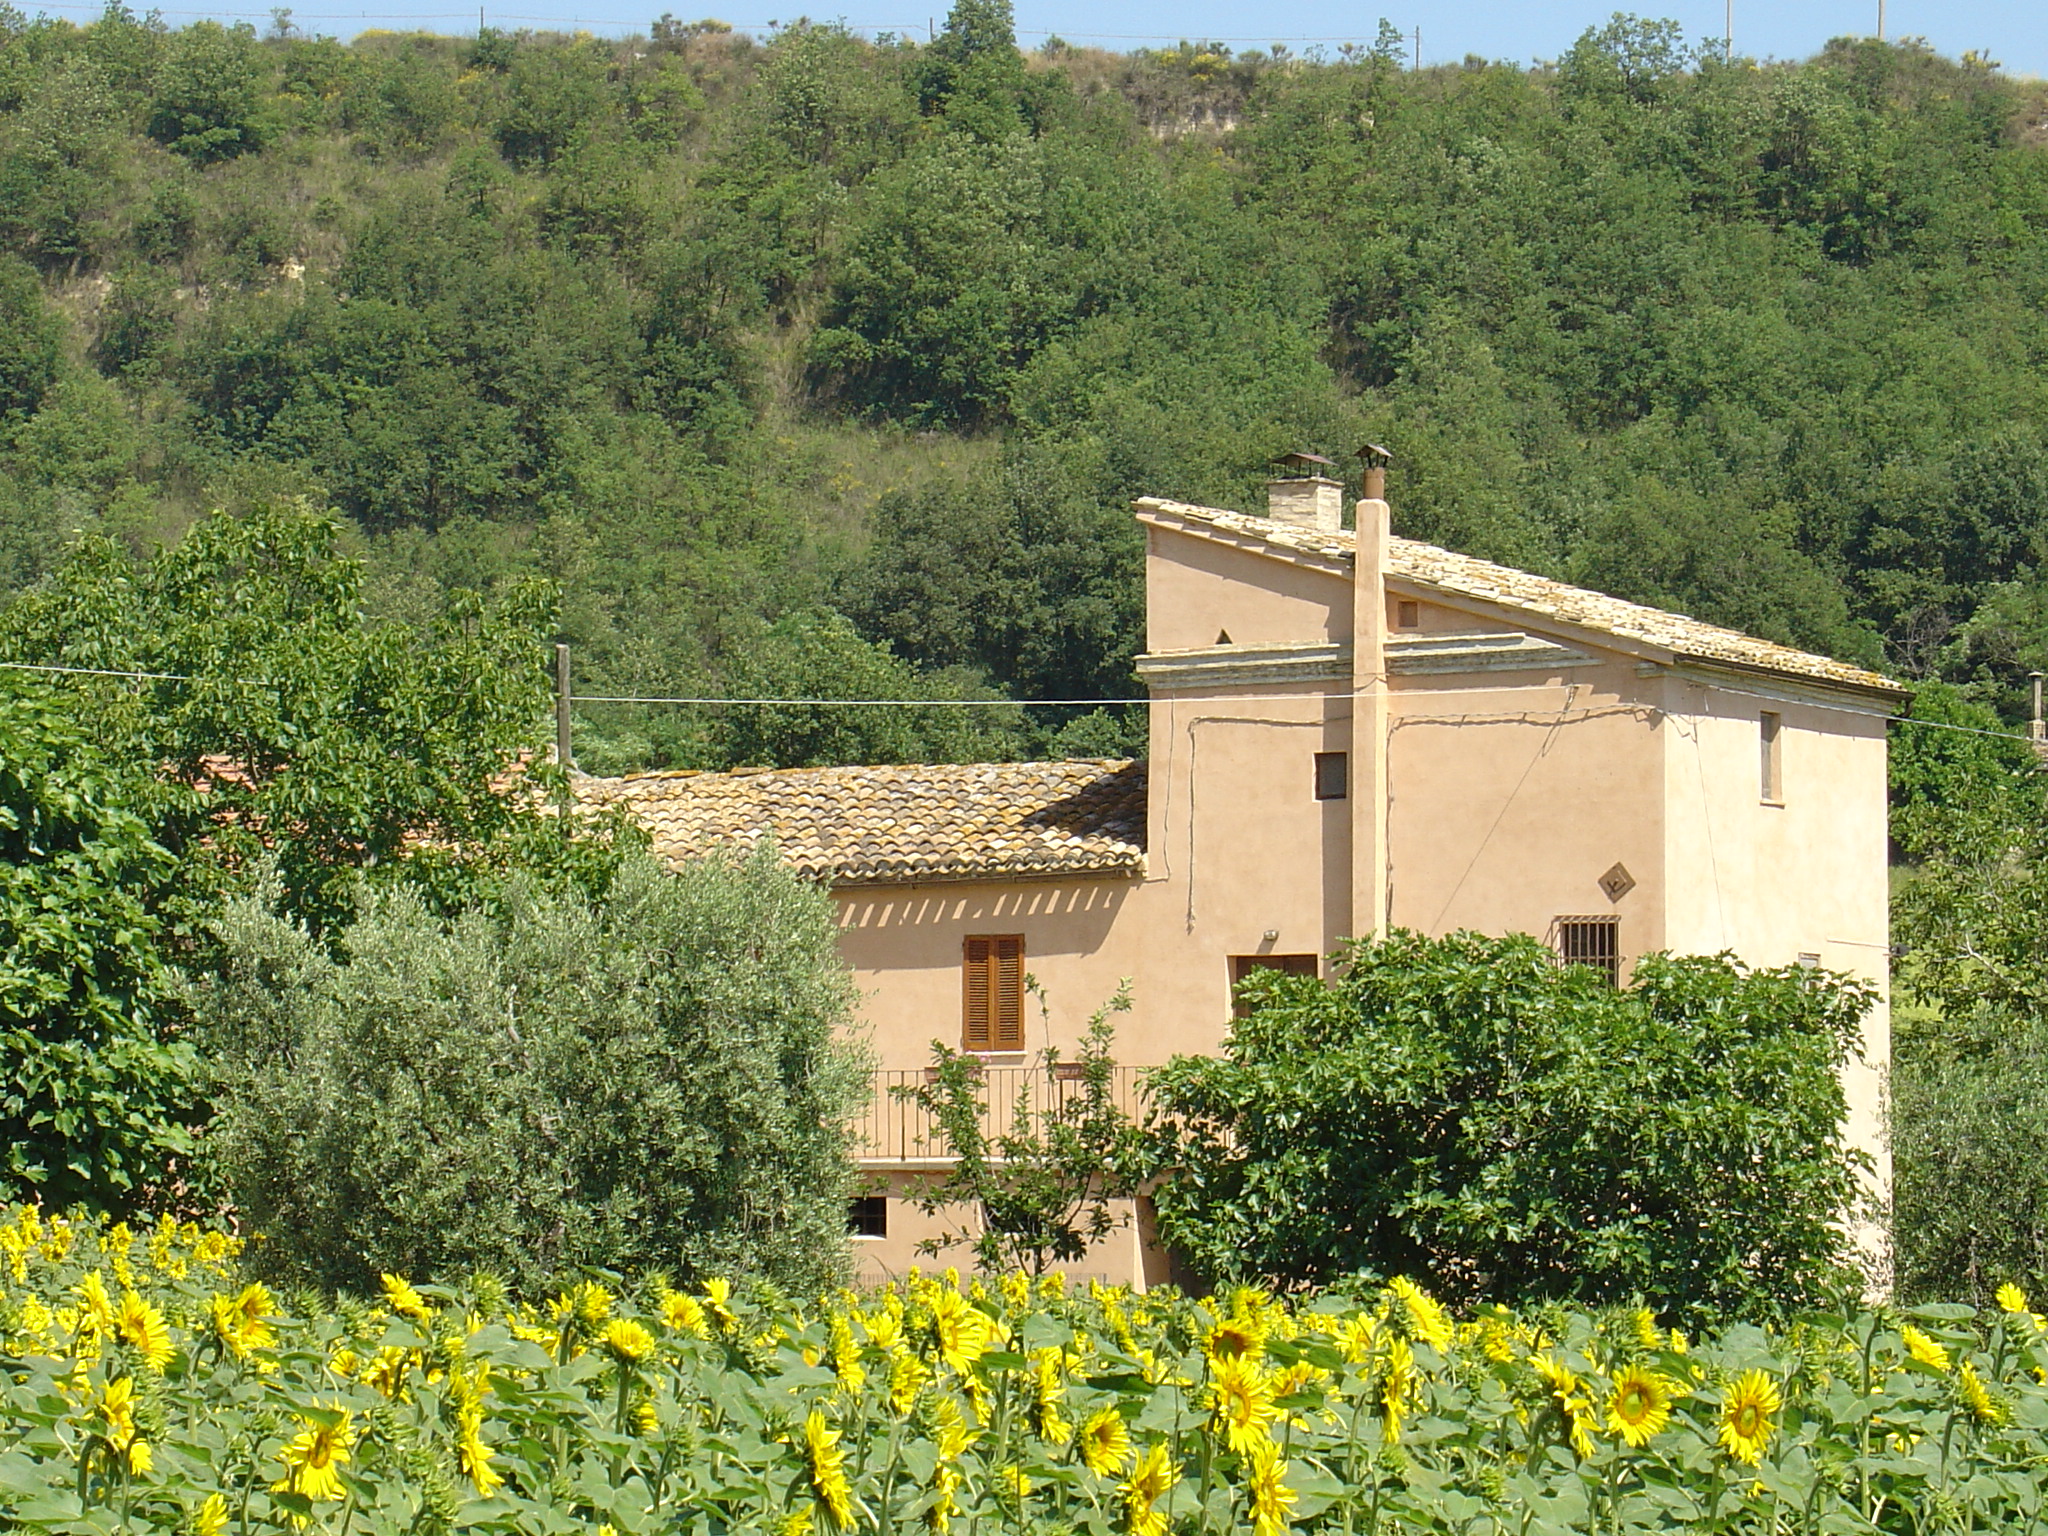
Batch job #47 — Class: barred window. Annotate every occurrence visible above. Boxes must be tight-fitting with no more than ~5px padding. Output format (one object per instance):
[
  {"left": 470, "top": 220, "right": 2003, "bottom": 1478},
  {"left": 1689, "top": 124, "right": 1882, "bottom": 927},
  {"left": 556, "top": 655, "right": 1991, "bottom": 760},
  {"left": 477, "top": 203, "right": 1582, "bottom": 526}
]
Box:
[{"left": 1555, "top": 916, "right": 1620, "bottom": 986}]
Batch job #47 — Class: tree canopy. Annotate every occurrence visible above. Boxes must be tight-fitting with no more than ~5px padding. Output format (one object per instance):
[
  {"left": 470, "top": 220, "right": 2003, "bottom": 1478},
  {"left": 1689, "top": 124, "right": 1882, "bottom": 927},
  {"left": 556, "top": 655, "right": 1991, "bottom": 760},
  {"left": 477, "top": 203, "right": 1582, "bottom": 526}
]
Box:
[{"left": 0, "top": 12, "right": 2038, "bottom": 766}]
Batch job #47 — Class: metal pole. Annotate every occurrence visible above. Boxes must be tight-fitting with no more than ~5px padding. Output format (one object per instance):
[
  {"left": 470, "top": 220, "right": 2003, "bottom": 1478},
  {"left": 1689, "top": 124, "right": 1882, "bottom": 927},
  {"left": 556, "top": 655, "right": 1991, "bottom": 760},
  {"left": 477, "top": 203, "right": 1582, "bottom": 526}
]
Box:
[
  {"left": 1412, "top": 25, "right": 1419, "bottom": 71},
  {"left": 555, "top": 643, "right": 574, "bottom": 769},
  {"left": 1877, "top": 0, "right": 1885, "bottom": 40},
  {"left": 2031, "top": 671, "right": 2043, "bottom": 743},
  {"left": 1725, "top": 0, "right": 1732, "bottom": 60}
]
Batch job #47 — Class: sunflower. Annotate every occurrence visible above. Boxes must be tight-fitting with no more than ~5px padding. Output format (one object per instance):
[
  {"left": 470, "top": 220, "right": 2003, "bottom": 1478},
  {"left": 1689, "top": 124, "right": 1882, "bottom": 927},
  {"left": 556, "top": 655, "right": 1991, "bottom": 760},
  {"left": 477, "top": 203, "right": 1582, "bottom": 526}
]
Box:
[
  {"left": 923, "top": 1462, "right": 963, "bottom": 1534},
  {"left": 661, "top": 1290, "right": 709, "bottom": 1338},
  {"left": 1078, "top": 1403, "right": 1133, "bottom": 1477},
  {"left": 1902, "top": 1325, "right": 1951, "bottom": 1372},
  {"left": 211, "top": 1282, "right": 278, "bottom": 1360},
  {"left": 803, "top": 1408, "right": 854, "bottom": 1530},
  {"left": 1119, "top": 1441, "right": 1178, "bottom": 1536},
  {"left": 930, "top": 1289, "right": 993, "bottom": 1375},
  {"left": 454, "top": 1392, "right": 503, "bottom": 1497},
  {"left": 602, "top": 1319, "right": 656, "bottom": 1366},
  {"left": 1205, "top": 1309, "right": 1268, "bottom": 1364},
  {"left": 1380, "top": 1336, "right": 1418, "bottom": 1446},
  {"left": 1532, "top": 1354, "right": 1600, "bottom": 1459},
  {"left": 75, "top": 1270, "right": 116, "bottom": 1344},
  {"left": 1716, "top": 1370, "right": 1781, "bottom": 1466},
  {"left": 1031, "top": 1346, "right": 1073, "bottom": 1445},
  {"left": 1957, "top": 1362, "right": 2009, "bottom": 1426},
  {"left": 1388, "top": 1277, "right": 1453, "bottom": 1353},
  {"left": 194, "top": 1493, "right": 228, "bottom": 1536},
  {"left": 1606, "top": 1364, "right": 1674, "bottom": 1449},
  {"left": 1997, "top": 1283, "right": 2028, "bottom": 1314},
  {"left": 1244, "top": 1439, "right": 1297, "bottom": 1536},
  {"left": 1209, "top": 1353, "right": 1280, "bottom": 1454},
  {"left": 1631, "top": 1308, "right": 1662, "bottom": 1351},
  {"left": 932, "top": 1394, "right": 974, "bottom": 1461},
  {"left": 272, "top": 1407, "right": 356, "bottom": 1503},
  {"left": 97, "top": 1375, "right": 151, "bottom": 1475},
  {"left": 702, "top": 1277, "right": 739, "bottom": 1333},
  {"left": 117, "top": 1289, "right": 174, "bottom": 1372},
  {"left": 827, "top": 1314, "right": 866, "bottom": 1395},
  {"left": 888, "top": 1348, "right": 931, "bottom": 1416},
  {"left": 381, "top": 1274, "right": 431, "bottom": 1323}
]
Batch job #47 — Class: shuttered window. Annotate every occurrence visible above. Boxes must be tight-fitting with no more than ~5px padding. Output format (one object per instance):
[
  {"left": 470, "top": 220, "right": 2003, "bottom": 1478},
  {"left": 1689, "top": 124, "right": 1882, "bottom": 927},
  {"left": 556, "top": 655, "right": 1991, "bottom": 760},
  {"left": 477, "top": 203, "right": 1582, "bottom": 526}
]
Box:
[{"left": 963, "top": 935, "right": 1026, "bottom": 1050}]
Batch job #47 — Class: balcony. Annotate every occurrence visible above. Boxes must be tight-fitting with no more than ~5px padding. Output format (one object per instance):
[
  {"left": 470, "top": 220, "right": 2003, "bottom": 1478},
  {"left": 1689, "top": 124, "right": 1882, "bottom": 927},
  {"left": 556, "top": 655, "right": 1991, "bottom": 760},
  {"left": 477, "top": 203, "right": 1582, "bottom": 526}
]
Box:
[{"left": 853, "top": 1064, "right": 1150, "bottom": 1165}]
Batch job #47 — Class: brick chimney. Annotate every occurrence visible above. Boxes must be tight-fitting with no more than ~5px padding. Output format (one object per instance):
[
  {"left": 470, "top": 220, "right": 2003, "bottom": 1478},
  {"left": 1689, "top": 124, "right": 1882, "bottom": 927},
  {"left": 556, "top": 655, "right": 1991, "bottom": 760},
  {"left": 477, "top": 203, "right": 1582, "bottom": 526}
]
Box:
[{"left": 1266, "top": 452, "right": 1343, "bottom": 532}]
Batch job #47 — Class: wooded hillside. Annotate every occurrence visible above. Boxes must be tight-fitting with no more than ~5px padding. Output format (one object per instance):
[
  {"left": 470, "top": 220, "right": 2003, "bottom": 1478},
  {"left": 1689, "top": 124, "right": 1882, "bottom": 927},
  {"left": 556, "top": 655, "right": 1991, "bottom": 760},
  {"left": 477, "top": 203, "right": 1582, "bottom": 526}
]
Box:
[{"left": 0, "top": 3, "right": 2043, "bottom": 769}]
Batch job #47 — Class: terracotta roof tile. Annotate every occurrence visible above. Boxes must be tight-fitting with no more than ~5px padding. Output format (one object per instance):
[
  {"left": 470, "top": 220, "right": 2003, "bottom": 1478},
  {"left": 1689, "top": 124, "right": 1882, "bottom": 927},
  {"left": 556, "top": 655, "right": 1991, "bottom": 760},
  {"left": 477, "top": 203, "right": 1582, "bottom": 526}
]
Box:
[
  {"left": 575, "top": 759, "right": 1146, "bottom": 885},
  {"left": 1135, "top": 498, "right": 1904, "bottom": 699}
]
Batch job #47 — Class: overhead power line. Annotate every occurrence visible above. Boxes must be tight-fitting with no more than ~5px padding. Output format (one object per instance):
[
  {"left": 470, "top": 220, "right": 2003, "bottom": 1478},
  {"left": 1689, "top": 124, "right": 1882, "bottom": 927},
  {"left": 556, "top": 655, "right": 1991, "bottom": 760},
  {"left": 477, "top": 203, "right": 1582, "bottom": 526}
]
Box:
[{"left": 1, "top": 657, "right": 2036, "bottom": 749}]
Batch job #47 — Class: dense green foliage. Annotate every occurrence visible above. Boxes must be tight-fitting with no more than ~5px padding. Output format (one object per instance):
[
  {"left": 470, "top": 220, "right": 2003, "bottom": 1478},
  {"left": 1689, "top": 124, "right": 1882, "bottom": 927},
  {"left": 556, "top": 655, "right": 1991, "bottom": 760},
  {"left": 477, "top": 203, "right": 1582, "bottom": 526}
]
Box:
[
  {"left": 1888, "top": 685, "right": 2048, "bottom": 1304},
  {"left": 0, "top": 499, "right": 619, "bottom": 935},
  {"left": 1144, "top": 931, "right": 1873, "bottom": 1325},
  {"left": 0, "top": 9, "right": 2042, "bottom": 765},
  {"left": 190, "top": 846, "right": 866, "bottom": 1296},
  {"left": 0, "top": 678, "right": 191, "bottom": 1209}
]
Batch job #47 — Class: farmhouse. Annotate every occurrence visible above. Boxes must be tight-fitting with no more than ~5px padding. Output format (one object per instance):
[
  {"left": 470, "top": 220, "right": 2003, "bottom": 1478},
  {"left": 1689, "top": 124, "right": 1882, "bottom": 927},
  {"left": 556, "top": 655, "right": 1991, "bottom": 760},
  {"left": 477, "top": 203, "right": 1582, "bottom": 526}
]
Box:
[{"left": 575, "top": 463, "right": 1904, "bottom": 1287}]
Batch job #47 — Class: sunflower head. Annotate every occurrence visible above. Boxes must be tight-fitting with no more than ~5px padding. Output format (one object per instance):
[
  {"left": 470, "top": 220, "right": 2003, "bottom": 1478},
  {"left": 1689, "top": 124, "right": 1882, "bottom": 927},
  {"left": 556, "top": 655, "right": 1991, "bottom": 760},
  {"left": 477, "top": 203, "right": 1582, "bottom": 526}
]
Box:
[
  {"left": 1077, "top": 1403, "right": 1133, "bottom": 1477},
  {"left": 1606, "top": 1364, "right": 1674, "bottom": 1449},
  {"left": 1716, "top": 1369, "right": 1782, "bottom": 1466}
]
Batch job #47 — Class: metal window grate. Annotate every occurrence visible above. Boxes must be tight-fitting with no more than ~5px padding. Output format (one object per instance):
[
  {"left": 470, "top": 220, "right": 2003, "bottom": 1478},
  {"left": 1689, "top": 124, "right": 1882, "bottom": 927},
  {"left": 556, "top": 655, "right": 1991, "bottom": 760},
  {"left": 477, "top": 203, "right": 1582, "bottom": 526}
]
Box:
[
  {"left": 1555, "top": 916, "right": 1620, "bottom": 985},
  {"left": 847, "top": 1195, "right": 888, "bottom": 1239}
]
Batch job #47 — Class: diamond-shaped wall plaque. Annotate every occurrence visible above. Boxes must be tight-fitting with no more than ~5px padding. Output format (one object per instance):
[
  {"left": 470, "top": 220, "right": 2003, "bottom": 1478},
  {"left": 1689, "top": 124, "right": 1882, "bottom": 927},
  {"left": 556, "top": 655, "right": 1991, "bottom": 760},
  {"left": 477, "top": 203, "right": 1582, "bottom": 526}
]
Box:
[{"left": 1599, "top": 862, "right": 1636, "bottom": 902}]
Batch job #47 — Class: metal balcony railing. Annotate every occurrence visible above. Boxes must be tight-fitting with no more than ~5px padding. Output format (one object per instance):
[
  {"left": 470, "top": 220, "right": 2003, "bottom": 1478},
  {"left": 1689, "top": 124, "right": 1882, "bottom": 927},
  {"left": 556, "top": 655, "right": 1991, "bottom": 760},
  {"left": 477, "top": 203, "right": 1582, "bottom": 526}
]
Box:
[{"left": 853, "top": 1064, "right": 1149, "bottom": 1164}]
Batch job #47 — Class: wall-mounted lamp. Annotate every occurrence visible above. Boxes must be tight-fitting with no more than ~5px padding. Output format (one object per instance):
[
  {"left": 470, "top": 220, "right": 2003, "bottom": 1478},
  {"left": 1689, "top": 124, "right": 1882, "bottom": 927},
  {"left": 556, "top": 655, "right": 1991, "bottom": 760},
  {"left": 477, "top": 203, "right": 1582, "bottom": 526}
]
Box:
[{"left": 1262, "top": 929, "right": 1280, "bottom": 943}]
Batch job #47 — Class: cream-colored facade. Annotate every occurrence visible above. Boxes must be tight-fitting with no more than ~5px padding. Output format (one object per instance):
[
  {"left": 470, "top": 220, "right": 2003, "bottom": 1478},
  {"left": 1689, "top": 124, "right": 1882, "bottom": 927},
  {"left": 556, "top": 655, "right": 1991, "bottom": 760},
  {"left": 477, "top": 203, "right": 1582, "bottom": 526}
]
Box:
[{"left": 582, "top": 479, "right": 1903, "bottom": 1290}]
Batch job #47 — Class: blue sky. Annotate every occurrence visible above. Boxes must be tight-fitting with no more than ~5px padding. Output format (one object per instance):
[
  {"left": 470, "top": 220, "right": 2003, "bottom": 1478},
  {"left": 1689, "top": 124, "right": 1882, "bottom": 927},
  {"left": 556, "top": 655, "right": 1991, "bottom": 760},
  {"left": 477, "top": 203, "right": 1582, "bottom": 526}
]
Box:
[{"left": 24, "top": 0, "right": 2044, "bottom": 76}]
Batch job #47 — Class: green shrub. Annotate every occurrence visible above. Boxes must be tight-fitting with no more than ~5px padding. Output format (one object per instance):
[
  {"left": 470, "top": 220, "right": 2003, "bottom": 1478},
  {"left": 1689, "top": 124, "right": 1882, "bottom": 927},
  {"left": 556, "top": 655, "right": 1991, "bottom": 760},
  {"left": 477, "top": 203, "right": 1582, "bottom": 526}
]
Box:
[
  {"left": 0, "top": 676, "right": 194, "bottom": 1210},
  {"left": 191, "top": 847, "right": 867, "bottom": 1296},
  {"left": 1144, "top": 930, "right": 1874, "bottom": 1326}
]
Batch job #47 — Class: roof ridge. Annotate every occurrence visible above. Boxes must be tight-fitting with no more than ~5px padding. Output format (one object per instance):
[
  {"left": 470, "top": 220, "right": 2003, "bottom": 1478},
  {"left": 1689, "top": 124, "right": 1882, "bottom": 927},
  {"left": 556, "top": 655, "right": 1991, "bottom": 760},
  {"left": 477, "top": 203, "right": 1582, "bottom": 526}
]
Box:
[{"left": 1136, "top": 497, "right": 1902, "bottom": 699}]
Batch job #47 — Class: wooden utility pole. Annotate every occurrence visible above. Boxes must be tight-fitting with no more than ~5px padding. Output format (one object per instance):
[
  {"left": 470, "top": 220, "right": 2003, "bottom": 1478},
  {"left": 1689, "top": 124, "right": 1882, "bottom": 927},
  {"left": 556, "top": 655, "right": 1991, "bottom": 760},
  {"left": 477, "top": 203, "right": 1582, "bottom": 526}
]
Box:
[{"left": 554, "top": 643, "right": 574, "bottom": 770}]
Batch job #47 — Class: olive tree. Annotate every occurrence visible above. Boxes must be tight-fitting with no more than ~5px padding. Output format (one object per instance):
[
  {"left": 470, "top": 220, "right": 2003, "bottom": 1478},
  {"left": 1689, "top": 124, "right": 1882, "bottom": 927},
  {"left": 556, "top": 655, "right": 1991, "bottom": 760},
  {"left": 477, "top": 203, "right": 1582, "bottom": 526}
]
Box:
[{"left": 192, "top": 847, "right": 868, "bottom": 1297}]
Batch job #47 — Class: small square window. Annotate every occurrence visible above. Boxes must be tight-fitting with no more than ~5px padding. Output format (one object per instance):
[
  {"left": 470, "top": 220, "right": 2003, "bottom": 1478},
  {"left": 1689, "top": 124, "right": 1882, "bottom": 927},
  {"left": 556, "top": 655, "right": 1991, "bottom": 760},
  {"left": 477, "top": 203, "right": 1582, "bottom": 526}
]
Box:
[
  {"left": 1395, "top": 599, "right": 1421, "bottom": 629},
  {"left": 1314, "top": 751, "right": 1348, "bottom": 800},
  {"left": 1229, "top": 953, "right": 1320, "bottom": 1017},
  {"left": 847, "top": 1195, "right": 888, "bottom": 1239},
  {"left": 1555, "top": 916, "right": 1620, "bottom": 986}
]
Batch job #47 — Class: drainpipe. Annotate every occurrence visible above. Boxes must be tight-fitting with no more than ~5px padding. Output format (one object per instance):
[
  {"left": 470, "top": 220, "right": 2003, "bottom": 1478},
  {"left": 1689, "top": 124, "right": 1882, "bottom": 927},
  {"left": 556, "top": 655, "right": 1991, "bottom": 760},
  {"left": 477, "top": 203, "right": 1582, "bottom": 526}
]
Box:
[{"left": 1352, "top": 446, "right": 1393, "bottom": 940}]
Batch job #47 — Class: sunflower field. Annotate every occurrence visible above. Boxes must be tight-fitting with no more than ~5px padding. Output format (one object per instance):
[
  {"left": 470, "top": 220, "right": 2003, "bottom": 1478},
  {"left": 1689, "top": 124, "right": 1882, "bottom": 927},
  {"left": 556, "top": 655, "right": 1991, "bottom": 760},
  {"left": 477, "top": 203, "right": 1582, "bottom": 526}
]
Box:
[{"left": 4, "top": 1210, "right": 2048, "bottom": 1534}]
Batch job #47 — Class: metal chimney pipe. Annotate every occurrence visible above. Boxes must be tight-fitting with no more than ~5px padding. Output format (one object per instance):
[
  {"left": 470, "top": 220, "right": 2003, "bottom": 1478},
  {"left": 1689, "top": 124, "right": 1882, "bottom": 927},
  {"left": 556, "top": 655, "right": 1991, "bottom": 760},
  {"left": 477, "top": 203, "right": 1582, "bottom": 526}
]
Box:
[{"left": 1358, "top": 442, "right": 1392, "bottom": 503}]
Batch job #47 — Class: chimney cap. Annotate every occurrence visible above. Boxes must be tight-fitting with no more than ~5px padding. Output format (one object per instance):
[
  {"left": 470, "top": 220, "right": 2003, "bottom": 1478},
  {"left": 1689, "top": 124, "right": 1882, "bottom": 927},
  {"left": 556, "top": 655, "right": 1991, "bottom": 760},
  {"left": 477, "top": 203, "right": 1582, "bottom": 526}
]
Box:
[
  {"left": 1272, "top": 450, "right": 1336, "bottom": 475},
  {"left": 1358, "top": 442, "right": 1394, "bottom": 468}
]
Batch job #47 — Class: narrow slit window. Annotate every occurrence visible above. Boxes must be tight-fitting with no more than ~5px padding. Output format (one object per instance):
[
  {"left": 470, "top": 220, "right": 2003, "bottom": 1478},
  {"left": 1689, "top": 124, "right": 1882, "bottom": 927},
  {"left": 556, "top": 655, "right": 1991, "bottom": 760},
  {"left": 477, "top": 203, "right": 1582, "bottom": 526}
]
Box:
[
  {"left": 1556, "top": 917, "right": 1620, "bottom": 986},
  {"left": 1314, "top": 751, "right": 1348, "bottom": 801},
  {"left": 963, "top": 935, "right": 1026, "bottom": 1050},
  {"left": 847, "top": 1196, "right": 888, "bottom": 1239},
  {"left": 1760, "top": 711, "right": 1783, "bottom": 802}
]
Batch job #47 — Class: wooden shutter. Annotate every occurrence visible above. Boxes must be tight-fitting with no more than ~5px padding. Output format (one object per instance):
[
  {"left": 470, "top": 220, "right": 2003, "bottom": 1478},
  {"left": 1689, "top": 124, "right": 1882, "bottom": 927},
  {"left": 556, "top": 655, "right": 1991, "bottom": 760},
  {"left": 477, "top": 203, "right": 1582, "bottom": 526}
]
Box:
[
  {"left": 963, "top": 935, "right": 1026, "bottom": 1050},
  {"left": 963, "top": 937, "right": 993, "bottom": 1049},
  {"left": 992, "top": 936, "right": 1024, "bottom": 1049}
]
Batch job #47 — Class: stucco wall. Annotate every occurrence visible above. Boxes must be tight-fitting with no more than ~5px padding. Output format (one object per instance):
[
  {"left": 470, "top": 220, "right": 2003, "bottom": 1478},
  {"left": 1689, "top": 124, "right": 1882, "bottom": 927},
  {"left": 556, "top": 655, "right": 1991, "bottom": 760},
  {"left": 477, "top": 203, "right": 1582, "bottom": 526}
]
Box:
[
  {"left": 1658, "top": 672, "right": 1893, "bottom": 1243},
  {"left": 1385, "top": 660, "right": 1668, "bottom": 961},
  {"left": 1144, "top": 527, "right": 1351, "bottom": 652}
]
